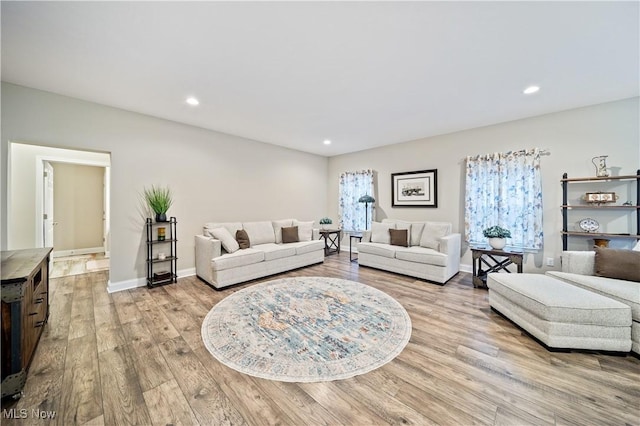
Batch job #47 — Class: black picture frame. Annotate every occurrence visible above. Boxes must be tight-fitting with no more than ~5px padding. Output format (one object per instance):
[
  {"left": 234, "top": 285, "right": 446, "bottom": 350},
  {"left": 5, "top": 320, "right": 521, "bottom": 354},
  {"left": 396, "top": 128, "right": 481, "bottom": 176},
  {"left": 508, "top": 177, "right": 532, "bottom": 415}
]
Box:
[{"left": 391, "top": 169, "right": 438, "bottom": 207}]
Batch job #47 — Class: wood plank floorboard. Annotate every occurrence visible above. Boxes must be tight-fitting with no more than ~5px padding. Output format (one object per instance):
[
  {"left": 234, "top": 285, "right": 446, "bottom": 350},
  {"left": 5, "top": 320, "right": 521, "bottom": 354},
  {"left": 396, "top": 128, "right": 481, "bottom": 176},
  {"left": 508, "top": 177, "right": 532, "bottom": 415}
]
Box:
[{"left": 2, "top": 253, "right": 639, "bottom": 425}]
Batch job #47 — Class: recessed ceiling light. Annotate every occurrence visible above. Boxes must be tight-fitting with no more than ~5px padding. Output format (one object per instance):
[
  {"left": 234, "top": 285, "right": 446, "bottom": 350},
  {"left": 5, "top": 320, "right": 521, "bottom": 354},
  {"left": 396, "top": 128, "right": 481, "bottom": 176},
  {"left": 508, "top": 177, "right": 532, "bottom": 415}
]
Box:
[
  {"left": 523, "top": 86, "right": 540, "bottom": 95},
  {"left": 186, "top": 97, "right": 199, "bottom": 106},
  {"left": 323, "top": 140, "right": 332, "bottom": 145}
]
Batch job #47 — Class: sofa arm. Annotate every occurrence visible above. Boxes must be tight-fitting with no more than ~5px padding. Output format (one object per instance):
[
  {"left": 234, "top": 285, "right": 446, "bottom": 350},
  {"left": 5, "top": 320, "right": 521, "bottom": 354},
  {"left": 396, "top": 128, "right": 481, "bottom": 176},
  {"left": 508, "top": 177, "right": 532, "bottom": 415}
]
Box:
[
  {"left": 195, "top": 235, "right": 221, "bottom": 285},
  {"left": 561, "top": 251, "right": 595, "bottom": 275},
  {"left": 312, "top": 228, "right": 320, "bottom": 240},
  {"left": 440, "top": 233, "right": 461, "bottom": 277}
]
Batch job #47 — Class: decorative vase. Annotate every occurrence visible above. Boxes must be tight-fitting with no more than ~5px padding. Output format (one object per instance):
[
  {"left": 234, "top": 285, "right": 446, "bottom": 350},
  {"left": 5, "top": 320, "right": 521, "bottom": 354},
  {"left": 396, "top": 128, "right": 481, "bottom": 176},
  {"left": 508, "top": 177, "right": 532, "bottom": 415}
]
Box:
[
  {"left": 488, "top": 237, "right": 506, "bottom": 250},
  {"left": 593, "top": 238, "right": 609, "bottom": 248},
  {"left": 155, "top": 213, "right": 167, "bottom": 222}
]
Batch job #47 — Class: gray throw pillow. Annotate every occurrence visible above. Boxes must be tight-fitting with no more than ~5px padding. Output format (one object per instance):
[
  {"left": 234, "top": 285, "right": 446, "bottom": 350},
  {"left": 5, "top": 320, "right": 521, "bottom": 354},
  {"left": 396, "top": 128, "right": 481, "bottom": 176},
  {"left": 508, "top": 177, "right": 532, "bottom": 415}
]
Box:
[
  {"left": 389, "top": 229, "right": 408, "bottom": 247},
  {"left": 236, "top": 229, "right": 250, "bottom": 249},
  {"left": 594, "top": 246, "right": 640, "bottom": 282},
  {"left": 281, "top": 226, "right": 299, "bottom": 244}
]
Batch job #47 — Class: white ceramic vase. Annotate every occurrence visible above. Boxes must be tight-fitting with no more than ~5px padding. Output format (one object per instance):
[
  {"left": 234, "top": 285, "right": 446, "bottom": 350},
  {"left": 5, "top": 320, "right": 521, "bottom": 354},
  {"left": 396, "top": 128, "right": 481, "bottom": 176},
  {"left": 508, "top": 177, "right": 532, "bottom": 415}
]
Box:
[{"left": 488, "top": 237, "right": 506, "bottom": 250}]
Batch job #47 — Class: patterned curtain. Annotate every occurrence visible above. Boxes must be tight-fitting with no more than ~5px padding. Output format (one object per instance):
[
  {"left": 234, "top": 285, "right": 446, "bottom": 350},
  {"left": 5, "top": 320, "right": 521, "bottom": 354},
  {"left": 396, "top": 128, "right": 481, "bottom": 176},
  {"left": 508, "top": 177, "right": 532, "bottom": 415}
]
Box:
[
  {"left": 465, "top": 148, "right": 543, "bottom": 250},
  {"left": 339, "top": 170, "right": 375, "bottom": 232}
]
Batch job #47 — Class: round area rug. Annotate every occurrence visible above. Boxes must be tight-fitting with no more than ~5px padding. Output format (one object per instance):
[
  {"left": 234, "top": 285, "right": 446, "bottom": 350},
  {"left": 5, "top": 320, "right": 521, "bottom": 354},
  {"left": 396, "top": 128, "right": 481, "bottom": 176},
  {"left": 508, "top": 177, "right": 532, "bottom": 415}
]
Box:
[{"left": 201, "top": 277, "right": 412, "bottom": 382}]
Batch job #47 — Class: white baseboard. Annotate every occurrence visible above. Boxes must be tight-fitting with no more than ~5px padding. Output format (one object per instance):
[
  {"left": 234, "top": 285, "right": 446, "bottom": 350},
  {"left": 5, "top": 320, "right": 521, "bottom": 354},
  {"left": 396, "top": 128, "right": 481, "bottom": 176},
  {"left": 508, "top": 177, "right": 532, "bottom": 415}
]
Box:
[
  {"left": 53, "top": 247, "right": 104, "bottom": 258},
  {"left": 107, "top": 267, "right": 196, "bottom": 293},
  {"left": 460, "top": 263, "right": 472, "bottom": 274}
]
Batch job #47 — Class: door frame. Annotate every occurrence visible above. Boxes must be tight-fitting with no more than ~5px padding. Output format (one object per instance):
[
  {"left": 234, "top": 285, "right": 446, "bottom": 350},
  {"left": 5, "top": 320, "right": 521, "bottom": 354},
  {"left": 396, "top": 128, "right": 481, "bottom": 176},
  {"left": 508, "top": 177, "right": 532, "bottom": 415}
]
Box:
[{"left": 35, "top": 155, "right": 111, "bottom": 251}]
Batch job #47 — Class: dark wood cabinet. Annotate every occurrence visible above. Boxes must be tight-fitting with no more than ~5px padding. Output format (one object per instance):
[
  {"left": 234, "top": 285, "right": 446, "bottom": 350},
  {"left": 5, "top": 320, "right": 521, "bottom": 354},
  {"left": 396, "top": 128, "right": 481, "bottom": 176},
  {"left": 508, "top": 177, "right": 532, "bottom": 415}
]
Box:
[{"left": 1, "top": 248, "right": 52, "bottom": 399}]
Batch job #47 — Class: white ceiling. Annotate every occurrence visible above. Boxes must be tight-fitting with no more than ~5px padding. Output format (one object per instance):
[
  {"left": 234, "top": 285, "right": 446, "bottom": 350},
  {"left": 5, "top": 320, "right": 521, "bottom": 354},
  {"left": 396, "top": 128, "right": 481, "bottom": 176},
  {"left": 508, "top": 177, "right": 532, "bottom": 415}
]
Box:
[{"left": 2, "top": 1, "right": 638, "bottom": 157}]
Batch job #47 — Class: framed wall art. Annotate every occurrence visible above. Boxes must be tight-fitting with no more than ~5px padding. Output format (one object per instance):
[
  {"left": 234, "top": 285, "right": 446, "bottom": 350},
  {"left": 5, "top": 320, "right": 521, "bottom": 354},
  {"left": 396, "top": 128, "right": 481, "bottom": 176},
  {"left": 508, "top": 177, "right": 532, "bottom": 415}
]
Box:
[{"left": 391, "top": 169, "right": 437, "bottom": 207}]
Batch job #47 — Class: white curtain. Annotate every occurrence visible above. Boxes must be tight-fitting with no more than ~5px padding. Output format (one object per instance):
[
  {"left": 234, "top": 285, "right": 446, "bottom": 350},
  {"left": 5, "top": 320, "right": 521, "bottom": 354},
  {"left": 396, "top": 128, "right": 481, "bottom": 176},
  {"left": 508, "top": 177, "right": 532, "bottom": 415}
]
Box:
[
  {"left": 339, "top": 170, "right": 375, "bottom": 232},
  {"left": 465, "top": 148, "right": 543, "bottom": 250}
]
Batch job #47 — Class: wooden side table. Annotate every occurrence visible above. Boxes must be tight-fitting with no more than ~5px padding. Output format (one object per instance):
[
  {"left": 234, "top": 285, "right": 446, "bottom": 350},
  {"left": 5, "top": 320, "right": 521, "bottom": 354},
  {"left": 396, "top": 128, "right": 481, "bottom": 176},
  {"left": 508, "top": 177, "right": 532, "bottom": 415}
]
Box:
[
  {"left": 471, "top": 246, "right": 523, "bottom": 288},
  {"left": 349, "top": 233, "right": 363, "bottom": 262},
  {"left": 319, "top": 229, "right": 341, "bottom": 256}
]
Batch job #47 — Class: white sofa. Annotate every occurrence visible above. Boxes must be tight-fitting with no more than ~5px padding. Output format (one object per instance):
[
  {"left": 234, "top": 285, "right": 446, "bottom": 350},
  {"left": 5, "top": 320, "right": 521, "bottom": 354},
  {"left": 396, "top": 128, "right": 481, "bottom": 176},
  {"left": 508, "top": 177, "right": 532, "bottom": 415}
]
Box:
[
  {"left": 357, "top": 219, "right": 461, "bottom": 284},
  {"left": 195, "top": 219, "right": 324, "bottom": 289},
  {"left": 547, "top": 251, "right": 640, "bottom": 355}
]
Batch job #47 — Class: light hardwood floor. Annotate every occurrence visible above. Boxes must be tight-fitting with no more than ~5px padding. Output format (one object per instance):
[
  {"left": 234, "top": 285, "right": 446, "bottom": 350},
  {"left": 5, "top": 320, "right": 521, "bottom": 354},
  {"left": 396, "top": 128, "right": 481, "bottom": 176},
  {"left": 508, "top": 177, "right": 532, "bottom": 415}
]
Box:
[{"left": 3, "top": 253, "right": 639, "bottom": 425}]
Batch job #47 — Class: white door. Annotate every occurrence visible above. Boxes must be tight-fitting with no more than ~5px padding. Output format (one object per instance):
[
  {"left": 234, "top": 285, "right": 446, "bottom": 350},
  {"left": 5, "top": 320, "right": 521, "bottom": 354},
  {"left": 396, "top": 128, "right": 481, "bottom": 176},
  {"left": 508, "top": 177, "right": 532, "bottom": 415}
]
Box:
[{"left": 43, "top": 161, "right": 55, "bottom": 248}]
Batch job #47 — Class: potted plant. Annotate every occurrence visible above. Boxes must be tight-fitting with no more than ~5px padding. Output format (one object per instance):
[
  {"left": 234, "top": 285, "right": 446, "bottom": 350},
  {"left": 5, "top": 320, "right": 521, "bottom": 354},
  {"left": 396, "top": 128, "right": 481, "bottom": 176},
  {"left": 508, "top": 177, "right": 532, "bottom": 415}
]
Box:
[
  {"left": 144, "top": 185, "right": 173, "bottom": 222},
  {"left": 483, "top": 225, "right": 511, "bottom": 250},
  {"left": 319, "top": 217, "right": 333, "bottom": 230}
]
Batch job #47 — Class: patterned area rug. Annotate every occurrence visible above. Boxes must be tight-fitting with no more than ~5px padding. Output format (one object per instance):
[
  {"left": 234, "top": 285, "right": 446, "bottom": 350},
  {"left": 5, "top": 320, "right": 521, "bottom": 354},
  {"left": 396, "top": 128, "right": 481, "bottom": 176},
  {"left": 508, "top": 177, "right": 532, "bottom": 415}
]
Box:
[
  {"left": 202, "top": 277, "right": 411, "bottom": 382},
  {"left": 201, "top": 277, "right": 412, "bottom": 382}
]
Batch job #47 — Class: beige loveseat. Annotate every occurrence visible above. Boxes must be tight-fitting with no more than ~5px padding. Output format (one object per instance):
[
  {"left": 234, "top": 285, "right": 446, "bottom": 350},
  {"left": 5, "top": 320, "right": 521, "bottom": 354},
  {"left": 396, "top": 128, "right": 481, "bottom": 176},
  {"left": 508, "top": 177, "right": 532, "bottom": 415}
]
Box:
[
  {"left": 357, "top": 219, "right": 461, "bottom": 284},
  {"left": 195, "top": 219, "right": 324, "bottom": 289},
  {"left": 547, "top": 250, "right": 640, "bottom": 355}
]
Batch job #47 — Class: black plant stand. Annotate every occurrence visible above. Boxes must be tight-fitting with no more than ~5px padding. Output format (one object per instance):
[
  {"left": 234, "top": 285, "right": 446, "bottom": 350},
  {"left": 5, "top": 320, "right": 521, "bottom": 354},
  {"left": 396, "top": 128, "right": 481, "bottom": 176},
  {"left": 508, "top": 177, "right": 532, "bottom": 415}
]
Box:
[{"left": 146, "top": 217, "right": 177, "bottom": 288}]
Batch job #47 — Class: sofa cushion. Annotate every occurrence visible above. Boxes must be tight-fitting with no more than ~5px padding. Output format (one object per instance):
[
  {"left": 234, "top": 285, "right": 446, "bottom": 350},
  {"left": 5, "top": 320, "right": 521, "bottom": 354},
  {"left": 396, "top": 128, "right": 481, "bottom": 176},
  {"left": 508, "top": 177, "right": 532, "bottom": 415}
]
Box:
[
  {"left": 204, "top": 222, "right": 242, "bottom": 238},
  {"left": 394, "top": 246, "right": 448, "bottom": 267},
  {"left": 272, "top": 219, "right": 294, "bottom": 244},
  {"left": 547, "top": 271, "right": 640, "bottom": 321},
  {"left": 293, "top": 220, "right": 314, "bottom": 241},
  {"left": 389, "top": 229, "right": 409, "bottom": 247},
  {"left": 208, "top": 227, "right": 240, "bottom": 253},
  {"left": 419, "top": 222, "right": 451, "bottom": 250},
  {"left": 253, "top": 243, "right": 297, "bottom": 261},
  {"left": 487, "top": 273, "right": 631, "bottom": 327},
  {"left": 290, "top": 240, "right": 324, "bottom": 255},
  {"left": 243, "top": 221, "right": 276, "bottom": 245},
  {"left": 371, "top": 222, "right": 395, "bottom": 244},
  {"left": 282, "top": 226, "right": 300, "bottom": 243},
  {"left": 236, "top": 229, "right": 250, "bottom": 249},
  {"left": 385, "top": 219, "right": 424, "bottom": 246},
  {"left": 212, "top": 249, "right": 264, "bottom": 271},
  {"left": 357, "top": 242, "right": 396, "bottom": 259},
  {"left": 594, "top": 247, "right": 640, "bottom": 283}
]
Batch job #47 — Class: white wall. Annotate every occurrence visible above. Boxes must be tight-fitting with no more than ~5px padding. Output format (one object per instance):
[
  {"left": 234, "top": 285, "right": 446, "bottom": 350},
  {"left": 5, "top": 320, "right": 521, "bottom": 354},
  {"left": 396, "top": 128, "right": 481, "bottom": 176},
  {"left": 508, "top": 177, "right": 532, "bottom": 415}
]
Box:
[
  {"left": 52, "top": 162, "right": 105, "bottom": 252},
  {"left": 328, "top": 97, "right": 640, "bottom": 272},
  {"left": 1, "top": 83, "right": 328, "bottom": 290}
]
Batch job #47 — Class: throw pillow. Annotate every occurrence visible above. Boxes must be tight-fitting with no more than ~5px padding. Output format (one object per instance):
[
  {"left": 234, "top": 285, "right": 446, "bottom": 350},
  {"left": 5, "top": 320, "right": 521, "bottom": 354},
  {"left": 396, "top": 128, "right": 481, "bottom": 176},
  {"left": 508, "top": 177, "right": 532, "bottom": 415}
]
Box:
[
  {"left": 293, "top": 220, "right": 314, "bottom": 241},
  {"left": 272, "top": 219, "right": 294, "bottom": 244},
  {"left": 281, "top": 226, "right": 300, "bottom": 244},
  {"left": 209, "top": 227, "right": 240, "bottom": 253},
  {"left": 594, "top": 246, "right": 640, "bottom": 282},
  {"left": 370, "top": 222, "right": 394, "bottom": 244},
  {"left": 419, "top": 222, "right": 451, "bottom": 250},
  {"left": 236, "top": 229, "right": 250, "bottom": 249},
  {"left": 389, "top": 229, "right": 409, "bottom": 247}
]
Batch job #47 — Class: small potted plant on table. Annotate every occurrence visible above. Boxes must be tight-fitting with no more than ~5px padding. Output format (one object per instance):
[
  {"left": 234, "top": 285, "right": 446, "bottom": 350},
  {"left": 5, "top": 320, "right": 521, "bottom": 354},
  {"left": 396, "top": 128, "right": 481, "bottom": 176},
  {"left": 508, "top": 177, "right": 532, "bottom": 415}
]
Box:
[
  {"left": 483, "top": 225, "right": 511, "bottom": 250},
  {"left": 319, "top": 217, "right": 333, "bottom": 230}
]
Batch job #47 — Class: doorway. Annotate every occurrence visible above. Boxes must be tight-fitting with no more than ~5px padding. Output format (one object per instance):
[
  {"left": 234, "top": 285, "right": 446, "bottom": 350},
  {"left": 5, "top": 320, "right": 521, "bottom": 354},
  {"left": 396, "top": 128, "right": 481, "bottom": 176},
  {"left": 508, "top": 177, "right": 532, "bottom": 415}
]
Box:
[{"left": 7, "top": 142, "right": 111, "bottom": 277}]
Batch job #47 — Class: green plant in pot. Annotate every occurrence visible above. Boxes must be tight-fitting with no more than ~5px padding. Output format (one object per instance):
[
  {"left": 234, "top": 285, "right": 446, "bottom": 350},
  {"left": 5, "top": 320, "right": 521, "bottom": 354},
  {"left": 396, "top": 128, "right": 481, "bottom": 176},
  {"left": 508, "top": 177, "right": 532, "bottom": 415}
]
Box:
[
  {"left": 319, "top": 217, "right": 332, "bottom": 230},
  {"left": 483, "top": 225, "right": 511, "bottom": 250},
  {"left": 144, "top": 185, "right": 173, "bottom": 222}
]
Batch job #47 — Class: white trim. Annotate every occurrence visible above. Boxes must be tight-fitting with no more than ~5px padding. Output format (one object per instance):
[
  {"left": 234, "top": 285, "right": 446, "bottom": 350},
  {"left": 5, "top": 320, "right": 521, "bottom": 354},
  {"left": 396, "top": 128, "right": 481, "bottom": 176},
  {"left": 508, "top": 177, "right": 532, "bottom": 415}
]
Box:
[
  {"left": 107, "top": 267, "right": 196, "bottom": 293},
  {"left": 52, "top": 247, "right": 105, "bottom": 258}
]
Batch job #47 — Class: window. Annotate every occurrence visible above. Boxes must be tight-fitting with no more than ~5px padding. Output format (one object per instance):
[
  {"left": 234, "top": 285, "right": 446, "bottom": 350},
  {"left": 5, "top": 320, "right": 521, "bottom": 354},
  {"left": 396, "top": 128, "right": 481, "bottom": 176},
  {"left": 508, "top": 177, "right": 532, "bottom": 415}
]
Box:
[
  {"left": 465, "top": 148, "right": 543, "bottom": 250},
  {"left": 339, "top": 170, "right": 375, "bottom": 232}
]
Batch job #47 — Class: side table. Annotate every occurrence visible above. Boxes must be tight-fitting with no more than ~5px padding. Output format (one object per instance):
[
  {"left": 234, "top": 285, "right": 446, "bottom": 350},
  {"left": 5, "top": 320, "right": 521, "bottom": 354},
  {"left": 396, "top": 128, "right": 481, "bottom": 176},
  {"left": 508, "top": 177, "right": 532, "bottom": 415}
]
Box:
[
  {"left": 471, "top": 246, "right": 523, "bottom": 288},
  {"left": 319, "top": 229, "right": 341, "bottom": 256},
  {"left": 349, "top": 233, "right": 363, "bottom": 262}
]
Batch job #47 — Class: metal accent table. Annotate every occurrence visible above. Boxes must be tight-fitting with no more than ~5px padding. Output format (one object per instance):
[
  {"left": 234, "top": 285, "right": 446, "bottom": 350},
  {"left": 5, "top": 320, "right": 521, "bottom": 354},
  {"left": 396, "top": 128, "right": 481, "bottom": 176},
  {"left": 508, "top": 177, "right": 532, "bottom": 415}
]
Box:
[
  {"left": 349, "top": 233, "right": 363, "bottom": 262},
  {"left": 471, "top": 246, "right": 523, "bottom": 288},
  {"left": 319, "top": 229, "right": 341, "bottom": 256}
]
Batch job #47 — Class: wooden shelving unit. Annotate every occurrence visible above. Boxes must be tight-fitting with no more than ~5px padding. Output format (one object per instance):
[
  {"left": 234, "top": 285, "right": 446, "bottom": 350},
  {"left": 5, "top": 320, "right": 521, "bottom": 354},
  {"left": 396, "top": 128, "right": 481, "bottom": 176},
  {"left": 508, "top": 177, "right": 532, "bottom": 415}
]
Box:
[
  {"left": 561, "top": 170, "right": 640, "bottom": 250},
  {"left": 145, "top": 217, "right": 177, "bottom": 288}
]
